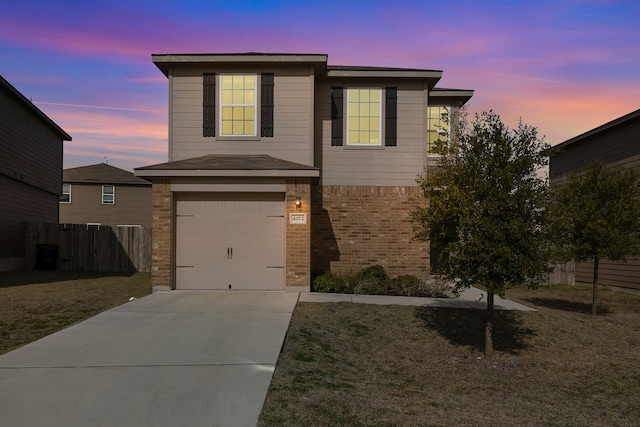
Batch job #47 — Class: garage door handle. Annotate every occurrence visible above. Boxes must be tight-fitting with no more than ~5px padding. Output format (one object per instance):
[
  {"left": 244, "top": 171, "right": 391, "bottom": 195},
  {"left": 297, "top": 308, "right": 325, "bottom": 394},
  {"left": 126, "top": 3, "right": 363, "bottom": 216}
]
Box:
[
  {"left": 267, "top": 266, "right": 284, "bottom": 269},
  {"left": 230, "top": 247, "right": 233, "bottom": 259}
]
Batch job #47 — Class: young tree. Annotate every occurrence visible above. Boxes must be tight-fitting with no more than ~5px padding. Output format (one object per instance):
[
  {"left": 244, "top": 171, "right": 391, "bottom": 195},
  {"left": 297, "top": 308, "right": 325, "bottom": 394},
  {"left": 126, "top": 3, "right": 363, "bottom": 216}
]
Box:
[
  {"left": 412, "top": 110, "right": 552, "bottom": 357},
  {"left": 550, "top": 161, "right": 640, "bottom": 315}
]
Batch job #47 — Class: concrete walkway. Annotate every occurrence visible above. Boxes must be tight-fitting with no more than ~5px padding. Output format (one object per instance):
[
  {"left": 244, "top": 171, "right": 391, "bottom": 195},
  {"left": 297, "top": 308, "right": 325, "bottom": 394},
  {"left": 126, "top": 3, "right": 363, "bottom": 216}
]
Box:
[
  {"left": 0, "top": 287, "right": 532, "bottom": 427},
  {"left": 301, "top": 286, "right": 536, "bottom": 311}
]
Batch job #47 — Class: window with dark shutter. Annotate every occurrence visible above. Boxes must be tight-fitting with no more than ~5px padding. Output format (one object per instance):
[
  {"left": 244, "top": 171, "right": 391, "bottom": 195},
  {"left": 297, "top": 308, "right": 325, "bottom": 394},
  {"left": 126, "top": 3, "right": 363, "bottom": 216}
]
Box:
[
  {"left": 385, "top": 87, "right": 397, "bottom": 146},
  {"left": 261, "top": 73, "right": 274, "bottom": 137},
  {"left": 203, "top": 73, "right": 216, "bottom": 137},
  {"left": 331, "top": 87, "right": 343, "bottom": 146}
]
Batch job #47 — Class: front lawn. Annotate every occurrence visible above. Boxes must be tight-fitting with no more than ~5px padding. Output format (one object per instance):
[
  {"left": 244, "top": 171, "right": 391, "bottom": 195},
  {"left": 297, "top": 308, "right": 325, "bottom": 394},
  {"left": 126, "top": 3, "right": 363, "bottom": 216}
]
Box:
[
  {"left": 0, "top": 271, "right": 151, "bottom": 355},
  {"left": 259, "top": 285, "right": 640, "bottom": 426}
]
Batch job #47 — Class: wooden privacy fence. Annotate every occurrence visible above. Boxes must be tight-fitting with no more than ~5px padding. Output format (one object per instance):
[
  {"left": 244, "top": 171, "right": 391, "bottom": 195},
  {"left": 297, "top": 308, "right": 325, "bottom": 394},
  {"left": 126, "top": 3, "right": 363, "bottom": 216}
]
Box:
[{"left": 26, "top": 222, "right": 151, "bottom": 272}]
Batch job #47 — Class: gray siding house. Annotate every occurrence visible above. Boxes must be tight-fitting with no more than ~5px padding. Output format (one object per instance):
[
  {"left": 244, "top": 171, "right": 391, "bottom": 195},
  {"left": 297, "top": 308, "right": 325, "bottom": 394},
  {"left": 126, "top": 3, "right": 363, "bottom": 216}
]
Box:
[
  {"left": 136, "top": 53, "right": 472, "bottom": 291},
  {"left": 550, "top": 108, "right": 640, "bottom": 291},
  {"left": 0, "top": 75, "right": 71, "bottom": 271},
  {"left": 60, "top": 163, "right": 152, "bottom": 227}
]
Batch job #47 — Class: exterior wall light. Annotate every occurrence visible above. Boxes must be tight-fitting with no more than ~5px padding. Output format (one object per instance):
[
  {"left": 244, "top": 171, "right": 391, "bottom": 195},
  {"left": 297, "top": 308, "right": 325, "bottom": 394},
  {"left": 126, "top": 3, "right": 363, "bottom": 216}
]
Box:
[{"left": 295, "top": 196, "right": 302, "bottom": 210}]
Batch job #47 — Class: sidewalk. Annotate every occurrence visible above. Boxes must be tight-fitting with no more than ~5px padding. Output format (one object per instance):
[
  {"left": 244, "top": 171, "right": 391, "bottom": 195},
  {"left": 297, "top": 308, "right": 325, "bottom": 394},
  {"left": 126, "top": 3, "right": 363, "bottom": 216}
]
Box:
[{"left": 298, "top": 286, "right": 536, "bottom": 311}]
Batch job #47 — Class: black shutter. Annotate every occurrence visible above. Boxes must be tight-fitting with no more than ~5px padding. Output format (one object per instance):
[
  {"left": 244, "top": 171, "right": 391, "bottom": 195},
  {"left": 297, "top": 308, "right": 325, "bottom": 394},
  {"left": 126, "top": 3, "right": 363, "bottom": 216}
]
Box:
[
  {"left": 331, "top": 87, "right": 343, "bottom": 146},
  {"left": 385, "top": 87, "right": 397, "bottom": 146},
  {"left": 261, "top": 73, "right": 274, "bottom": 137},
  {"left": 203, "top": 73, "right": 216, "bottom": 137}
]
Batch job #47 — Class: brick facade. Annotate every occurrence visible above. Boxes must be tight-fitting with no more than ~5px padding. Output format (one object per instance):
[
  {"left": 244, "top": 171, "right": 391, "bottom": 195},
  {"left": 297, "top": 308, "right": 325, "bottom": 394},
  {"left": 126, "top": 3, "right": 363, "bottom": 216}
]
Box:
[
  {"left": 311, "top": 185, "right": 429, "bottom": 278},
  {"left": 151, "top": 179, "right": 172, "bottom": 289},
  {"left": 285, "top": 179, "right": 312, "bottom": 288}
]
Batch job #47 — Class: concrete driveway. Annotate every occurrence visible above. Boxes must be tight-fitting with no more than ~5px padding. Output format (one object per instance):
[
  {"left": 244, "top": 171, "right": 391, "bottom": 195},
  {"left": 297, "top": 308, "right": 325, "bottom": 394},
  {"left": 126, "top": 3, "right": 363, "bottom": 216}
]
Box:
[{"left": 0, "top": 291, "right": 299, "bottom": 427}]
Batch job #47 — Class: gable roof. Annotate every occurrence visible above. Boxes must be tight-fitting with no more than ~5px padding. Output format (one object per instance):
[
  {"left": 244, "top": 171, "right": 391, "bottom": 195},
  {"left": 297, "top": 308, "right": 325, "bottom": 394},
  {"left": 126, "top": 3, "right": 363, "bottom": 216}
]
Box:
[
  {"left": 0, "top": 75, "right": 72, "bottom": 141},
  {"left": 135, "top": 154, "right": 319, "bottom": 178},
  {"left": 64, "top": 163, "right": 151, "bottom": 185},
  {"left": 554, "top": 108, "right": 640, "bottom": 150}
]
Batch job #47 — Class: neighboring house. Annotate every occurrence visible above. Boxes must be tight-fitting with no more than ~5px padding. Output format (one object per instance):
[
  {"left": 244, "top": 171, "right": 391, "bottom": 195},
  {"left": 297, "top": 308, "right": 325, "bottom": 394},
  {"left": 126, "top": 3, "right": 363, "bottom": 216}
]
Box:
[
  {"left": 135, "top": 53, "right": 473, "bottom": 291},
  {"left": 550, "top": 108, "right": 640, "bottom": 291},
  {"left": 60, "top": 163, "right": 152, "bottom": 227},
  {"left": 0, "top": 75, "right": 71, "bottom": 271}
]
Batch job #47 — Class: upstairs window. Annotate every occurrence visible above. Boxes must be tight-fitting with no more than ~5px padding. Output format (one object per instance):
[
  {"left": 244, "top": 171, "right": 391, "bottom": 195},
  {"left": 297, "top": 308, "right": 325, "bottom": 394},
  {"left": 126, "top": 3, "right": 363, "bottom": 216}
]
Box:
[
  {"left": 331, "top": 87, "right": 396, "bottom": 147},
  {"left": 220, "top": 74, "right": 257, "bottom": 136},
  {"left": 427, "top": 106, "right": 450, "bottom": 155},
  {"left": 347, "top": 88, "right": 382, "bottom": 146},
  {"left": 60, "top": 184, "right": 71, "bottom": 203},
  {"left": 102, "top": 185, "right": 115, "bottom": 204}
]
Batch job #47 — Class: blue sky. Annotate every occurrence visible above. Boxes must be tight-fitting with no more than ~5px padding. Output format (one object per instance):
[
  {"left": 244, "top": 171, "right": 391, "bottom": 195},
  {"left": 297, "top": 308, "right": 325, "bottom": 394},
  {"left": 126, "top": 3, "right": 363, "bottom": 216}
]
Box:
[{"left": 1, "top": 0, "right": 638, "bottom": 171}]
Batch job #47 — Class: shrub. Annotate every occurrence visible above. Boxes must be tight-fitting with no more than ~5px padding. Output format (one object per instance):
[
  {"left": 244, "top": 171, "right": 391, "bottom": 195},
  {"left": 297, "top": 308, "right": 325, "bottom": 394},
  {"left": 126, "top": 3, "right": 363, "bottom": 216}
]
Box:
[
  {"left": 312, "top": 271, "right": 349, "bottom": 293},
  {"left": 312, "top": 266, "right": 450, "bottom": 298}
]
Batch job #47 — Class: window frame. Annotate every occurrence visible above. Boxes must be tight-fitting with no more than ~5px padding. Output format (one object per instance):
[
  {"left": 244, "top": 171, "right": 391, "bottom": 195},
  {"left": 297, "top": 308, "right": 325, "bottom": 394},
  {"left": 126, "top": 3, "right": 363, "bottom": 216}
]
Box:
[
  {"left": 218, "top": 74, "right": 259, "bottom": 139},
  {"left": 102, "top": 185, "right": 115, "bottom": 204},
  {"left": 345, "top": 87, "right": 384, "bottom": 147},
  {"left": 60, "top": 183, "right": 71, "bottom": 203},
  {"left": 426, "top": 105, "right": 451, "bottom": 156}
]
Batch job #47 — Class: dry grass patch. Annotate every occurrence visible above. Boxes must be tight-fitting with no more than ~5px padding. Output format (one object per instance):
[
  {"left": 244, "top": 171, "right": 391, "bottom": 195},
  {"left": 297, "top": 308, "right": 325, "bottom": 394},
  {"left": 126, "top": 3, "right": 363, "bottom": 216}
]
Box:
[
  {"left": 260, "top": 285, "right": 640, "bottom": 426},
  {"left": 0, "top": 270, "right": 151, "bottom": 355}
]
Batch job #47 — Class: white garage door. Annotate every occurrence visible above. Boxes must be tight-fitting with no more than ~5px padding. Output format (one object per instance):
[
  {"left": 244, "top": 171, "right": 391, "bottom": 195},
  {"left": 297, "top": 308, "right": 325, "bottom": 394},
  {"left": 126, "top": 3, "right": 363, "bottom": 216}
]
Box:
[{"left": 176, "top": 193, "right": 285, "bottom": 290}]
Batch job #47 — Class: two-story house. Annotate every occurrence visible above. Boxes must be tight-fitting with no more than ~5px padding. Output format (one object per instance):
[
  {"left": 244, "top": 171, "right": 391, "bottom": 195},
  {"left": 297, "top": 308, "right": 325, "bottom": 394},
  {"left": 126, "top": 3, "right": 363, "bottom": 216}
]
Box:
[
  {"left": 550, "top": 108, "right": 640, "bottom": 291},
  {"left": 135, "top": 53, "right": 473, "bottom": 291},
  {"left": 60, "top": 163, "right": 152, "bottom": 227},
  {"left": 0, "top": 75, "right": 71, "bottom": 271}
]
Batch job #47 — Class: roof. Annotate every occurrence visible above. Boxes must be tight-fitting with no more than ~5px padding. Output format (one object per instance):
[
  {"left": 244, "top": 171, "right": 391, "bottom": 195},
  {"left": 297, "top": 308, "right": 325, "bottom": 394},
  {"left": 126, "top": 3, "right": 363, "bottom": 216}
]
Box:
[
  {"left": 0, "top": 75, "right": 72, "bottom": 141},
  {"left": 555, "top": 108, "right": 640, "bottom": 150},
  {"left": 152, "top": 53, "right": 329, "bottom": 76},
  {"left": 152, "top": 52, "right": 445, "bottom": 83},
  {"left": 64, "top": 163, "right": 151, "bottom": 185},
  {"left": 135, "top": 154, "right": 320, "bottom": 178},
  {"left": 430, "top": 87, "right": 475, "bottom": 105},
  {"left": 327, "top": 65, "right": 442, "bottom": 80}
]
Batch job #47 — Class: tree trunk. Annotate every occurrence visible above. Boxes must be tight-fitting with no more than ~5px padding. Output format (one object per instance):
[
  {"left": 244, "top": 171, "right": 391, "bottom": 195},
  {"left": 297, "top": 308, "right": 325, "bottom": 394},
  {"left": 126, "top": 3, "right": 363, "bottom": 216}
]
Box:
[
  {"left": 485, "top": 291, "right": 494, "bottom": 357},
  {"left": 592, "top": 255, "right": 599, "bottom": 315}
]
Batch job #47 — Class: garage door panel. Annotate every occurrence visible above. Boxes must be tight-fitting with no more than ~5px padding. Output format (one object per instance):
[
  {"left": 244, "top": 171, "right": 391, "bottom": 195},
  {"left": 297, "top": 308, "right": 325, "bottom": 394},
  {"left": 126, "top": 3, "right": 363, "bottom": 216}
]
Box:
[
  {"left": 175, "top": 193, "right": 285, "bottom": 290},
  {"left": 176, "top": 266, "right": 234, "bottom": 290}
]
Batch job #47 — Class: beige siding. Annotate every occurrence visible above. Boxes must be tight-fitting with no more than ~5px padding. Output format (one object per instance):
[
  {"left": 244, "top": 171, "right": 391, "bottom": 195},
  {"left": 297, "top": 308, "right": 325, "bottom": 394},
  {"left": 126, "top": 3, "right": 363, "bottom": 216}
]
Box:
[
  {"left": 169, "top": 67, "right": 314, "bottom": 166},
  {"left": 550, "top": 115, "right": 640, "bottom": 290},
  {"left": 550, "top": 116, "right": 640, "bottom": 182},
  {"left": 60, "top": 184, "right": 152, "bottom": 227},
  {"left": 0, "top": 175, "right": 58, "bottom": 259},
  {"left": 0, "top": 89, "right": 62, "bottom": 197},
  {"left": 315, "top": 80, "right": 426, "bottom": 187},
  {"left": 575, "top": 258, "right": 640, "bottom": 291},
  {"left": 0, "top": 87, "right": 62, "bottom": 267}
]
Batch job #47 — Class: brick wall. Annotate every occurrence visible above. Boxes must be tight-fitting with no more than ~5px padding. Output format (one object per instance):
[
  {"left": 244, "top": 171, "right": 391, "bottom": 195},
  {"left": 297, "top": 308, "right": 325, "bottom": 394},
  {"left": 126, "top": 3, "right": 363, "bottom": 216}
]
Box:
[
  {"left": 151, "top": 179, "right": 172, "bottom": 289},
  {"left": 311, "top": 185, "right": 429, "bottom": 278},
  {"left": 286, "top": 179, "right": 311, "bottom": 288}
]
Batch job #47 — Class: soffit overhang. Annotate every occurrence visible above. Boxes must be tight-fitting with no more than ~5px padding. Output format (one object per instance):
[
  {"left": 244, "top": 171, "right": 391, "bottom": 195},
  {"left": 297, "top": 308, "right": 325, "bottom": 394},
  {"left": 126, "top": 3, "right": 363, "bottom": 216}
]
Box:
[
  {"left": 134, "top": 154, "right": 320, "bottom": 179},
  {"left": 152, "top": 53, "right": 329, "bottom": 76},
  {"left": 429, "top": 88, "right": 475, "bottom": 106}
]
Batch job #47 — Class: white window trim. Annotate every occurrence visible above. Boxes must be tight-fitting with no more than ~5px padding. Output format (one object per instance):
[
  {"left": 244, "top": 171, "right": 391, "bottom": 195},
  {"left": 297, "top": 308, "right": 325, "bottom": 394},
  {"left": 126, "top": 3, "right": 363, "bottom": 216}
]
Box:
[
  {"left": 219, "top": 74, "right": 258, "bottom": 137},
  {"left": 346, "top": 88, "right": 383, "bottom": 147},
  {"left": 60, "top": 184, "right": 71, "bottom": 203},
  {"left": 102, "top": 185, "right": 115, "bottom": 204},
  {"left": 86, "top": 223, "right": 101, "bottom": 230}
]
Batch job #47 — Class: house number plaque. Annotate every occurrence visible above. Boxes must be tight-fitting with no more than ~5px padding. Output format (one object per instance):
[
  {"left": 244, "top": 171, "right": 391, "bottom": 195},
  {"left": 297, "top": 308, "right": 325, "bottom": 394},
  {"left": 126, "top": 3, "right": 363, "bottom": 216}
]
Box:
[{"left": 290, "top": 213, "right": 307, "bottom": 224}]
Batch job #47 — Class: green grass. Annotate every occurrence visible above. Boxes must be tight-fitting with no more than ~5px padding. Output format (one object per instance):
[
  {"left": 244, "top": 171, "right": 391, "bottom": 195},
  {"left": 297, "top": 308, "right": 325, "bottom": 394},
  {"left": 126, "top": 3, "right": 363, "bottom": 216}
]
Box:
[
  {"left": 259, "top": 285, "right": 640, "bottom": 426},
  {"left": 0, "top": 270, "right": 152, "bottom": 354}
]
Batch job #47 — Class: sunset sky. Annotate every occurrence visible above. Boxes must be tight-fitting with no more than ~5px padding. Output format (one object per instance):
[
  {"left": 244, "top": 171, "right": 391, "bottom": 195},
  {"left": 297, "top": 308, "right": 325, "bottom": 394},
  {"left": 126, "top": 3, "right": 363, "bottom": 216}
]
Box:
[{"left": 1, "top": 0, "right": 638, "bottom": 172}]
